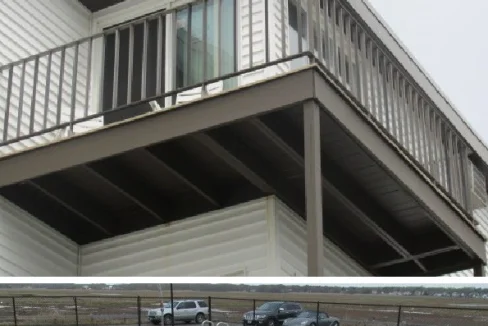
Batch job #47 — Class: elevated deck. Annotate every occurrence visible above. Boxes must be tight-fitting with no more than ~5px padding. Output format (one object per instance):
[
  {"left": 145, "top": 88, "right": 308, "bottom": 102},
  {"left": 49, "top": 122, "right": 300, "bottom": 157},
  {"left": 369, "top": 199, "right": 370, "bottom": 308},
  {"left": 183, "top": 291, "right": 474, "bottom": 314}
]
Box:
[{"left": 0, "top": 66, "right": 484, "bottom": 276}]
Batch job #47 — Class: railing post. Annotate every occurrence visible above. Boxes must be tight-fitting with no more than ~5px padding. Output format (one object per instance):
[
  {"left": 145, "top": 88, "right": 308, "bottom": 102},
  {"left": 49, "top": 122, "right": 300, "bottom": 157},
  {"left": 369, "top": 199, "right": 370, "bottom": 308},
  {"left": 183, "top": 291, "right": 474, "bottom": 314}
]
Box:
[
  {"left": 74, "top": 296, "right": 79, "bottom": 326},
  {"left": 12, "top": 297, "right": 17, "bottom": 326},
  {"left": 396, "top": 305, "right": 402, "bottom": 326},
  {"left": 208, "top": 296, "right": 212, "bottom": 321},
  {"left": 253, "top": 299, "right": 256, "bottom": 322},
  {"left": 138, "top": 296, "right": 142, "bottom": 326}
]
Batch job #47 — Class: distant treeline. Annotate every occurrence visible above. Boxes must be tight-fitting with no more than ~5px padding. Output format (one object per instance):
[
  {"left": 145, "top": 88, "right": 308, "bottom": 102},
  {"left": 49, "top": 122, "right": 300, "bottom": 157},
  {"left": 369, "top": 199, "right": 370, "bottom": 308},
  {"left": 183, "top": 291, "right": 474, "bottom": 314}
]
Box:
[{"left": 0, "top": 283, "right": 487, "bottom": 297}]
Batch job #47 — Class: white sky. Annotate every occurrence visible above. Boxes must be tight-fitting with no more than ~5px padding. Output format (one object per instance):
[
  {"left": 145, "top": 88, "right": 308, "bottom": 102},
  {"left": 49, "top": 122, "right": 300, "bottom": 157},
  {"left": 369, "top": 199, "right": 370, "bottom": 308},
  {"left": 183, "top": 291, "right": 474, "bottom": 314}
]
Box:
[{"left": 366, "top": 0, "right": 488, "bottom": 143}]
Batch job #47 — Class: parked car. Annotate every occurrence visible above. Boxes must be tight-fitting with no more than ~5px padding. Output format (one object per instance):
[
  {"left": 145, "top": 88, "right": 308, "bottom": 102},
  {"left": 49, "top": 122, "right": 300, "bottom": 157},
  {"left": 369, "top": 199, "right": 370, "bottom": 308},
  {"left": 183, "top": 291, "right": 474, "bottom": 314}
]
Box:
[
  {"left": 147, "top": 299, "right": 209, "bottom": 325},
  {"left": 283, "top": 310, "right": 339, "bottom": 326},
  {"left": 242, "top": 302, "right": 303, "bottom": 326}
]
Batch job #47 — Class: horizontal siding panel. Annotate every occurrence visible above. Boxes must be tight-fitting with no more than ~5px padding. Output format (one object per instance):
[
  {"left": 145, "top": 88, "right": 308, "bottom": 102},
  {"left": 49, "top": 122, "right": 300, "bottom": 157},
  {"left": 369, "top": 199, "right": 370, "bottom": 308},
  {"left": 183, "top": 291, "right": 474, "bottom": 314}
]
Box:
[
  {"left": 275, "top": 200, "right": 371, "bottom": 276},
  {"left": 0, "top": 197, "right": 78, "bottom": 276},
  {"left": 81, "top": 198, "right": 270, "bottom": 276}
]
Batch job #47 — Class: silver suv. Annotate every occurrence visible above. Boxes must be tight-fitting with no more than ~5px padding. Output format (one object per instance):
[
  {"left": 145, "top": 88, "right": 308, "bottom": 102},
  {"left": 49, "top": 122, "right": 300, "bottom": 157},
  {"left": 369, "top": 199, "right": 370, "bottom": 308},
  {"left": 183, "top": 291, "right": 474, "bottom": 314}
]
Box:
[{"left": 147, "top": 300, "right": 209, "bottom": 325}]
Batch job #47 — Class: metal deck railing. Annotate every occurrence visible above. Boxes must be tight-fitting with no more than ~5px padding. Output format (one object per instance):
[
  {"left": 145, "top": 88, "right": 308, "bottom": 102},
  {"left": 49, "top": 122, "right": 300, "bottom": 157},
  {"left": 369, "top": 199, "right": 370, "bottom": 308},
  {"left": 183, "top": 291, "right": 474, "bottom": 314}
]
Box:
[{"left": 0, "top": 0, "right": 486, "bottom": 220}]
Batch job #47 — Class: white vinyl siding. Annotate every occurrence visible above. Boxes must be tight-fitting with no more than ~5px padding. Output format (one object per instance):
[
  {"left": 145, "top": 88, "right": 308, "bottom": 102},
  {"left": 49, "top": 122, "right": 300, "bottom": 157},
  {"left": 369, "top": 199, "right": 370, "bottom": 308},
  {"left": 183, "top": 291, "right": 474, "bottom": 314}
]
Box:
[
  {"left": 0, "top": 197, "right": 78, "bottom": 276},
  {"left": 274, "top": 199, "right": 371, "bottom": 276},
  {"left": 80, "top": 196, "right": 369, "bottom": 276},
  {"left": 80, "top": 198, "right": 271, "bottom": 276},
  {"left": 0, "top": 0, "right": 91, "bottom": 156}
]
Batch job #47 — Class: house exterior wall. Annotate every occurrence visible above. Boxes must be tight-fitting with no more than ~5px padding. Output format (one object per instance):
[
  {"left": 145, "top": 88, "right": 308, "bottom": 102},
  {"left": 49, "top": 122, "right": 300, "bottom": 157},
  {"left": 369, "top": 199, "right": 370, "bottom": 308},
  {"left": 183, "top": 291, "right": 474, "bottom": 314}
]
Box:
[
  {"left": 0, "top": 0, "right": 92, "bottom": 155},
  {"left": 80, "top": 196, "right": 369, "bottom": 276},
  {"left": 80, "top": 198, "right": 272, "bottom": 276},
  {"left": 0, "top": 197, "right": 78, "bottom": 276},
  {"left": 273, "top": 199, "right": 371, "bottom": 276}
]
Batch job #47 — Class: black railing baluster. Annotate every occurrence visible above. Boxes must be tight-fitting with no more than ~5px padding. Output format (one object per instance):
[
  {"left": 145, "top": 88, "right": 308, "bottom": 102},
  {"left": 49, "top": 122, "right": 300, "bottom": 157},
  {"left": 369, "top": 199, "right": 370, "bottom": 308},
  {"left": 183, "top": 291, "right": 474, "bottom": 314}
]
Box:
[
  {"left": 98, "top": 37, "right": 106, "bottom": 113},
  {"left": 56, "top": 47, "right": 66, "bottom": 126},
  {"left": 16, "top": 61, "right": 27, "bottom": 138},
  {"left": 202, "top": 0, "right": 208, "bottom": 95},
  {"left": 112, "top": 29, "right": 120, "bottom": 109},
  {"left": 137, "top": 296, "right": 142, "bottom": 326},
  {"left": 43, "top": 52, "right": 52, "bottom": 129},
  {"left": 264, "top": 0, "right": 270, "bottom": 63},
  {"left": 29, "top": 56, "right": 40, "bottom": 134},
  {"left": 127, "top": 24, "right": 134, "bottom": 104},
  {"left": 249, "top": 0, "right": 253, "bottom": 67},
  {"left": 280, "top": 0, "right": 286, "bottom": 59},
  {"left": 2, "top": 66, "right": 14, "bottom": 142},
  {"left": 186, "top": 5, "right": 192, "bottom": 87},
  {"left": 141, "top": 20, "right": 149, "bottom": 100},
  {"left": 84, "top": 37, "right": 93, "bottom": 117},
  {"left": 70, "top": 42, "right": 79, "bottom": 127},
  {"left": 156, "top": 14, "right": 164, "bottom": 96}
]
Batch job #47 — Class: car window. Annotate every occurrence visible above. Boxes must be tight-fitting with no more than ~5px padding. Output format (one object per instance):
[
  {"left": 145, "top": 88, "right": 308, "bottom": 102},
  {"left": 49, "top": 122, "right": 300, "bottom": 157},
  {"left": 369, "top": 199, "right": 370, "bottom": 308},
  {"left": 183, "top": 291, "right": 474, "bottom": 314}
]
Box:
[
  {"left": 291, "top": 304, "right": 301, "bottom": 310},
  {"left": 186, "top": 302, "right": 197, "bottom": 309},
  {"left": 297, "top": 311, "right": 314, "bottom": 318},
  {"left": 198, "top": 301, "right": 208, "bottom": 308},
  {"left": 258, "top": 302, "right": 282, "bottom": 311}
]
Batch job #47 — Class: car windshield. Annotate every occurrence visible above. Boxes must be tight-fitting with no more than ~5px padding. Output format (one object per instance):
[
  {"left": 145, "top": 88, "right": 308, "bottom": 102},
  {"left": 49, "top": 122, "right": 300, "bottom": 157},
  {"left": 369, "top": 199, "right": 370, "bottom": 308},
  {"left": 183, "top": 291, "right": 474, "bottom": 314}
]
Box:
[
  {"left": 164, "top": 301, "right": 180, "bottom": 308},
  {"left": 257, "top": 302, "right": 281, "bottom": 311},
  {"left": 297, "top": 311, "right": 315, "bottom": 318}
]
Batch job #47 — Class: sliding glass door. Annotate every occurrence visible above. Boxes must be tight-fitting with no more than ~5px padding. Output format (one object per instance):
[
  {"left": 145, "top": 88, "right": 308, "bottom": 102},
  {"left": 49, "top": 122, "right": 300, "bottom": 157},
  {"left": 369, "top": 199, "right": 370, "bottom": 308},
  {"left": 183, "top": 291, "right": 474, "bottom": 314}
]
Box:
[
  {"left": 100, "top": 0, "right": 237, "bottom": 125},
  {"left": 175, "top": 0, "right": 236, "bottom": 89}
]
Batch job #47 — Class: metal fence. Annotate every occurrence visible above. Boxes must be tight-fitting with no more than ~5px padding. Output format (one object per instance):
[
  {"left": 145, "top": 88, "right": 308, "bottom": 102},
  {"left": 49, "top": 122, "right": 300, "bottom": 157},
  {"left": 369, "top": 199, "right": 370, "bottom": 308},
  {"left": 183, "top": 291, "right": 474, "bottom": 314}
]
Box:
[
  {"left": 0, "top": 0, "right": 483, "bottom": 218},
  {"left": 0, "top": 294, "right": 487, "bottom": 326}
]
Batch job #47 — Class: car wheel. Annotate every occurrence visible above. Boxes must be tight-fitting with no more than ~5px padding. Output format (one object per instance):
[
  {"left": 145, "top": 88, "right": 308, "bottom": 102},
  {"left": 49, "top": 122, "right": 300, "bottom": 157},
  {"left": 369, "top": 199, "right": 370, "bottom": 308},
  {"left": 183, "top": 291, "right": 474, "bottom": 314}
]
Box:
[
  {"left": 331, "top": 322, "right": 339, "bottom": 326},
  {"left": 164, "top": 314, "right": 174, "bottom": 325},
  {"left": 310, "top": 323, "right": 316, "bottom": 326},
  {"left": 195, "top": 313, "right": 205, "bottom": 324},
  {"left": 268, "top": 319, "right": 275, "bottom": 326}
]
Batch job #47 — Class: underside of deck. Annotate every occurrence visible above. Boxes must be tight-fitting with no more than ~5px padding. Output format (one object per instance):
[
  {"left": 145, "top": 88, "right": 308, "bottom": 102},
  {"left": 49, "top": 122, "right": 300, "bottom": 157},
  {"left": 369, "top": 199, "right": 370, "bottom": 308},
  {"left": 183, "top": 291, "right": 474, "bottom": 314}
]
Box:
[{"left": 0, "top": 67, "right": 484, "bottom": 276}]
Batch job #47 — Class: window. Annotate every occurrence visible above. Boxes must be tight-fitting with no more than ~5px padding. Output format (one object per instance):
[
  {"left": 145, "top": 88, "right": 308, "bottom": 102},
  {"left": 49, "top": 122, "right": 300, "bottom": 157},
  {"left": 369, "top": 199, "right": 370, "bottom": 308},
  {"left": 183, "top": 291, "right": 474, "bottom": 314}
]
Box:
[
  {"left": 175, "top": 0, "right": 236, "bottom": 89},
  {"left": 197, "top": 301, "right": 208, "bottom": 308}
]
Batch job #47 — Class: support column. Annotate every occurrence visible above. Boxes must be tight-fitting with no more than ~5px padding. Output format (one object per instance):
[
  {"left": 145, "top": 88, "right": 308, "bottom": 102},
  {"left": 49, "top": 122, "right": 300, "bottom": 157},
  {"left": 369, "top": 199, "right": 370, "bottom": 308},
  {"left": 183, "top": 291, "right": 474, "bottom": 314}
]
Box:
[
  {"left": 304, "top": 100, "right": 324, "bottom": 276},
  {"left": 474, "top": 264, "right": 486, "bottom": 277}
]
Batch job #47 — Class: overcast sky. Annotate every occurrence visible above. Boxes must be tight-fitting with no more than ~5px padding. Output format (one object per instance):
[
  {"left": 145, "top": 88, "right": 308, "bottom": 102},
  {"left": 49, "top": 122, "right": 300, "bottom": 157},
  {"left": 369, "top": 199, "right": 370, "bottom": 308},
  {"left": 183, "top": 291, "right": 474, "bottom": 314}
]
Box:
[{"left": 366, "top": 0, "right": 488, "bottom": 144}]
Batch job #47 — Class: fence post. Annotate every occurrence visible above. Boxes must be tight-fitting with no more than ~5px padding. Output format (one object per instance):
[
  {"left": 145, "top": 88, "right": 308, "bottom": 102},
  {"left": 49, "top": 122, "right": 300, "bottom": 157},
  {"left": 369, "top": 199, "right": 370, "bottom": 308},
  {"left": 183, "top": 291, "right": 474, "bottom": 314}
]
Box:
[
  {"left": 170, "top": 284, "right": 175, "bottom": 326},
  {"left": 74, "top": 296, "right": 79, "bottom": 326},
  {"left": 253, "top": 299, "right": 256, "bottom": 322},
  {"left": 208, "top": 296, "right": 212, "bottom": 321},
  {"left": 396, "top": 306, "right": 402, "bottom": 326},
  {"left": 316, "top": 302, "right": 319, "bottom": 326},
  {"left": 12, "top": 297, "right": 17, "bottom": 326},
  {"left": 137, "top": 296, "right": 142, "bottom": 326}
]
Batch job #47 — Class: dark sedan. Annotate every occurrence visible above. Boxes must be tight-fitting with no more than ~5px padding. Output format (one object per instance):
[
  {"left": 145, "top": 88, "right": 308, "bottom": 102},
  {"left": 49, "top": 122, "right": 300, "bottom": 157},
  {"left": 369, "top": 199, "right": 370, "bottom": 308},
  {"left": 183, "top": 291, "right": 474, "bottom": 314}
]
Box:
[{"left": 282, "top": 311, "right": 339, "bottom": 326}]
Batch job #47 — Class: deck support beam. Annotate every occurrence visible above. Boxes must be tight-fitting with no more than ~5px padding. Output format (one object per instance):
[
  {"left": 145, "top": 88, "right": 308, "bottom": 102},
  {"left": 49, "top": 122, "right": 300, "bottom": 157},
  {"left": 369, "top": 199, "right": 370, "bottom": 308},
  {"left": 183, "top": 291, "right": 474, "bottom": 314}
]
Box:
[
  {"left": 304, "top": 100, "right": 324, "bottom": 276},
  {"left": 474, "top": 263, "right": 486, "bottom": 277}
]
